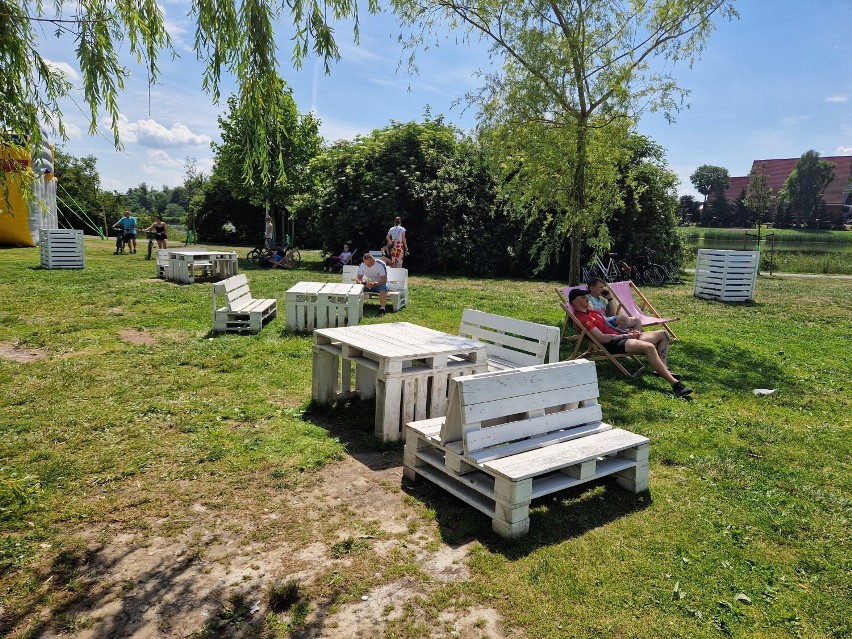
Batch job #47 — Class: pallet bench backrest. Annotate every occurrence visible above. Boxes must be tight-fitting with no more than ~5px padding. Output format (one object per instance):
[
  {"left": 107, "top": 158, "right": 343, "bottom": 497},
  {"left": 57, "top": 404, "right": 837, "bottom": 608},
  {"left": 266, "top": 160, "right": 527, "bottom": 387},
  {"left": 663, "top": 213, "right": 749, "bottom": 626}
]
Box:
[
  {"left": 440, "top": 360, "right": 603, "bottom": 456},
  {"left": 459, "top": 309, "right": 559, "bottom": 369},
  {"left": 213, "top": 274, "right": 253, "bottom": 310}
]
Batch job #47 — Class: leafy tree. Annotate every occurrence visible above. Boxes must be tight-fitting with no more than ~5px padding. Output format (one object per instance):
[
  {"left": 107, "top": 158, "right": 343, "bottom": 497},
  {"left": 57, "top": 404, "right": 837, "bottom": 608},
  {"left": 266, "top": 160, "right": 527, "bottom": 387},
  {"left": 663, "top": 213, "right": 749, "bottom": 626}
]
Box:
[
  {"left": 608, "top": 135, "right": 683, "bottom": 267},
  {"left": 53, "top": 147, "right": 105, "bottom": 233},
  {"left": 744, "top": 162, "right": 774, "bottom": 230},
  {"left": 690, "top": 164, "right": 730, "bottom": 215},
  {"left": 779, "top": 150, "right": 835, "bottom": 227},
  {"left": 677, "top": 195, "right": 700, "bottom": 225},
  {"left": 1, "top": 0, "right": 376, "bottom": 184},
  {"left": 295, "top": 119, "right": 528, "bottom": 275},
  {"left": 392, "top": 0, "right": 738, "bottom": 284},
  {"left": 195, "top": 171, "right": 264, "bottom": 244},
  {"left": 212, "top": 87, "right": 322, "bottom": 243}
]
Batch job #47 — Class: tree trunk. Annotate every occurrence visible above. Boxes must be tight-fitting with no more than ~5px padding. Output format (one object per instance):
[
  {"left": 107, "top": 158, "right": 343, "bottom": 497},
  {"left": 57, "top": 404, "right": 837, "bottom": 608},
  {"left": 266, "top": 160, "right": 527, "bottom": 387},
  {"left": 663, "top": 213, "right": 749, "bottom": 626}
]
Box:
[{"left": 568, "top": 123, "right": 588, "bottom": 286}]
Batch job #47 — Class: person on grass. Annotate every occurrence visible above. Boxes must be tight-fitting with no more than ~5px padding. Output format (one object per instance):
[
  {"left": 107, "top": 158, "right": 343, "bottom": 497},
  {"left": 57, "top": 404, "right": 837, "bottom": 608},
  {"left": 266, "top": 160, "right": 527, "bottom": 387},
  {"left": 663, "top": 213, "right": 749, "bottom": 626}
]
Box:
[
  {"left": 322, "top": 243, "right": 353, "bottom": 272},
  {"left": 586, "top": 276, "right": 641, "bottom": 331},
  {"left": 112, "top": 210, "right": 137, "bottom": 254},
  {"left": 385, "top": 216, "right": 408, "bottom": 268},
  {"left": 357, "top": 253, "right": 389, "bottom": 315},
  {"left": 569, "top": 288, "right": 692, "bottom": 398}
]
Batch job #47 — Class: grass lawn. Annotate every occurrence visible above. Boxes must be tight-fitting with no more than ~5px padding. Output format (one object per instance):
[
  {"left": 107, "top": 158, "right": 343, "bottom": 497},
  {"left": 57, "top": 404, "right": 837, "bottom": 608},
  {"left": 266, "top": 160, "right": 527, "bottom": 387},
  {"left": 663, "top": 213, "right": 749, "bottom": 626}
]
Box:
[{"left": 0, "top": 238, "right": 850, "bottom": 638}]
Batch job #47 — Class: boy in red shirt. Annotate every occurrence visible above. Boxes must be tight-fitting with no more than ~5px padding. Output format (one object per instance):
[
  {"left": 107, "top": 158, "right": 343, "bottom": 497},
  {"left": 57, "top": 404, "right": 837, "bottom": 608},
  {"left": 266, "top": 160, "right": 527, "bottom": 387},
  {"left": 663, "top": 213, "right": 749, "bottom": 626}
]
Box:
[{"left": 569, "top": 288, "right": 692, "bottom": 397}]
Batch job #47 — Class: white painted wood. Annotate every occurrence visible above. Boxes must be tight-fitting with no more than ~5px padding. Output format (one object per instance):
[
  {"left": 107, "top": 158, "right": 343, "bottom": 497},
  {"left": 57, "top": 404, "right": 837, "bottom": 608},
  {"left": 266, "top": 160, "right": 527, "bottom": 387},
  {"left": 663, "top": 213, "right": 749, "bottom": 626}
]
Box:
[
  {"left": 39, "top": 229, "right": 84, "bottom": 269},
  {"left": 459, "top": 309, "right": 560, "bottom": 369},
  {"left": 212, "top": 274, "right": 276, "bottom": 333},
  {"left": 694, "top": 249, "right": 759, "bottom": 301}
]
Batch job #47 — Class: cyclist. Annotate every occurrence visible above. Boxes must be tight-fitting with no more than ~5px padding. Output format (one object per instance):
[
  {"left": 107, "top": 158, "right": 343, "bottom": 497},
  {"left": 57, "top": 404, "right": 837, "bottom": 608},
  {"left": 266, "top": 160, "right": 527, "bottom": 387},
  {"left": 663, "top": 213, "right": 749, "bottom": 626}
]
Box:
[{"left": 111, "top": 210, "right": 137, "bottom": 254}]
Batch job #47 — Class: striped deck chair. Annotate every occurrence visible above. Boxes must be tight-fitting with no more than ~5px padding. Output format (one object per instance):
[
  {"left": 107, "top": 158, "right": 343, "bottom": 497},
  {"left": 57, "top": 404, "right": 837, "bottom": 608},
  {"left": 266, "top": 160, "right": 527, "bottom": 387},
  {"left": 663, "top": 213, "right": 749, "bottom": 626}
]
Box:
[{"left": 608, "top": 281, "right": 679, "bottom": 340}]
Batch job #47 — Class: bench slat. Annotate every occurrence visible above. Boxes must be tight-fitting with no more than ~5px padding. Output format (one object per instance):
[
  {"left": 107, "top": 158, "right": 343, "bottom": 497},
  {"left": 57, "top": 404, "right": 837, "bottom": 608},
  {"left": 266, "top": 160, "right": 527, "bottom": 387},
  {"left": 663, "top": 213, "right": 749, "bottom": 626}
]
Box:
[{"left": 483, "top": 428, "right": 649, "bottom": 481}]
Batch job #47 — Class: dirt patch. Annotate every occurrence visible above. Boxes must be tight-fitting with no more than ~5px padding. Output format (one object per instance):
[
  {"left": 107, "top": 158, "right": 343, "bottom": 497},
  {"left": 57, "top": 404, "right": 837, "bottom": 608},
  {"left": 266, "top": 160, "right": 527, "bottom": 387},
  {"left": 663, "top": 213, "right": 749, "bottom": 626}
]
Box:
[
  {"left": 119, "top": 328, "right": 158, "bottom": 346},
  {"left": 27, "top": 455, "right": 515, "bottom": 639},
  {"left": 0, "top": 342, "right": 48, "bottom": 362}
]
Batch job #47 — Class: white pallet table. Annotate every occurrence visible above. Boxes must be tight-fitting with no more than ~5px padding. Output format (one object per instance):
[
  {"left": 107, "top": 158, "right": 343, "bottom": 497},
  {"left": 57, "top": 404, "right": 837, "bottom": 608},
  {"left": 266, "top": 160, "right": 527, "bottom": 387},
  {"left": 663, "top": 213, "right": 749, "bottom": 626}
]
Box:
[
  {"left": 404, "top": 360, "right": 651, "bottom": 538},
  {"left": 167, "top": 250, "right": 237, "bottom": 284},
  {"left": 694, "top": 249, "right": 759, "bottom": 302},
  {"left": 312, "top": 322, "right": 488, "bottom": 441},
  {"left": 317, "top": 282, "right": 364, "bottom": 329},
  {"left": 285, "top": 281, "right": 326, "bottom": 332},
  {"left": 39, "top": 228, "right": 84, "bottom": 269}
]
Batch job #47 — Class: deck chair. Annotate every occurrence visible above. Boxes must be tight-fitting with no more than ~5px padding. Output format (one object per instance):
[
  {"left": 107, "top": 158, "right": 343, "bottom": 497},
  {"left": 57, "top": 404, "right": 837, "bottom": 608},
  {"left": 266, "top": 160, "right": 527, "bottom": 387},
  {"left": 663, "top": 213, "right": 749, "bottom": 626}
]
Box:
[
  {"left": 557, "top": 288, "right": 645, "bottom": 377},
  {"left": 608, "top": 281, "right": 679, "bottom": 340}
]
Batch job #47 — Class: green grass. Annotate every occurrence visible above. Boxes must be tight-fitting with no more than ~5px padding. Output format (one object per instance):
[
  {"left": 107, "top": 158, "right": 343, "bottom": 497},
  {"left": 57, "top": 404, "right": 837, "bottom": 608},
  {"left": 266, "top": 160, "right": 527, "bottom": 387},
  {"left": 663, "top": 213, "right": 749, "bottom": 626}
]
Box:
[{"left": 1, "top": 238, "right": 850, "bottom": 638}]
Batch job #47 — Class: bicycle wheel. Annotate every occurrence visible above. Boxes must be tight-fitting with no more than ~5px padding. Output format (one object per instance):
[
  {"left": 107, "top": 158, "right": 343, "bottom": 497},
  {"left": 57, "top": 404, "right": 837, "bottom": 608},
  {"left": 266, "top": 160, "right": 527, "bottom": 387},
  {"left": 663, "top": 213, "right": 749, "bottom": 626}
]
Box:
[{"left": 246, "top": 248, "right": 262, "bottom": 265}]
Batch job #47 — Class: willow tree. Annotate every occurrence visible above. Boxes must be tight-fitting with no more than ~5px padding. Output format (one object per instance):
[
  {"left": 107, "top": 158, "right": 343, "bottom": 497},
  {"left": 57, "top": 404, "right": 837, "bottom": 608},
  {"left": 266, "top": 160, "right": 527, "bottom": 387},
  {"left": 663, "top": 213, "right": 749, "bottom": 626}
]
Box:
[
  {"left": 392, "top": 0, "right": 738, "bottom": 284},
  {"left": 0, "top": 0, "right": 376, "bottom": 185}
]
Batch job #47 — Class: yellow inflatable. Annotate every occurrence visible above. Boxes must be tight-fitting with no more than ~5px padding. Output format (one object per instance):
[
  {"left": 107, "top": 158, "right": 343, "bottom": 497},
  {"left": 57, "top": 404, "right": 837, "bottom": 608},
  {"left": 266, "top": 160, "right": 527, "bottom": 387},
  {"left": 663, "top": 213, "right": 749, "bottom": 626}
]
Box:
[{"left": 0, "top": 134, "right": 58, "bottom": 247}]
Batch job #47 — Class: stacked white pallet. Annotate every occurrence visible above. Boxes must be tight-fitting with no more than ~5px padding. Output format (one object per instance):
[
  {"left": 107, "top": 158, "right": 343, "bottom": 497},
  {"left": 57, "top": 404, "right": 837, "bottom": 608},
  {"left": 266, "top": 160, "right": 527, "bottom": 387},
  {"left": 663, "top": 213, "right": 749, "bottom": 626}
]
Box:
[
  {"left": 694, "top": 249, "right": 758, "bottom": 302},
  {"left": 39, "top": 228, "right": 85, "bottom": 269}
]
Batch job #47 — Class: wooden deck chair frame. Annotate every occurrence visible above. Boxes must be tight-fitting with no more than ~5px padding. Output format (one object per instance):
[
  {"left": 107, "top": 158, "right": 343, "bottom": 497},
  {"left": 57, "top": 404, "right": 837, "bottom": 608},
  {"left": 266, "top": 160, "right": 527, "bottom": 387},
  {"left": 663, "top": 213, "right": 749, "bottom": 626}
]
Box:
[
  {"left": 557, "top": 292, "right": 645, "bottom": 378},
  {"left": 608, "top": 280, "right": 679, "bottom": 341}
]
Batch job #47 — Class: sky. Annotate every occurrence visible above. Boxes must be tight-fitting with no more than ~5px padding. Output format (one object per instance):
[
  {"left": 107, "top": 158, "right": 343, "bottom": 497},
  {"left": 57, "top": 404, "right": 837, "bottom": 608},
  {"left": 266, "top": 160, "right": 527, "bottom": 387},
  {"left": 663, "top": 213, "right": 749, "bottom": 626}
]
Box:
[{"left": 38, "top": 0, "right": 852, "bottom": 199}]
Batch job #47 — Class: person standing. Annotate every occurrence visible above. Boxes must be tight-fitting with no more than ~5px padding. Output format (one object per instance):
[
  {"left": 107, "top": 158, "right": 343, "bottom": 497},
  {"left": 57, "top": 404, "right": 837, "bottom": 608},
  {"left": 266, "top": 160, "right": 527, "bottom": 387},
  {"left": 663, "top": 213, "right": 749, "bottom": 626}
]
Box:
[
  {"left": 264, "top": 215, "right": 275, "bottom": 248},
  {"left": 112, "top": 210, "right": 137, "bottom": 254},
  {"left": 143, "top": 215, "right": 168, "bottom": 249},
  {"left": 385, "top": 216, "right": 408, "bottom": 268}
]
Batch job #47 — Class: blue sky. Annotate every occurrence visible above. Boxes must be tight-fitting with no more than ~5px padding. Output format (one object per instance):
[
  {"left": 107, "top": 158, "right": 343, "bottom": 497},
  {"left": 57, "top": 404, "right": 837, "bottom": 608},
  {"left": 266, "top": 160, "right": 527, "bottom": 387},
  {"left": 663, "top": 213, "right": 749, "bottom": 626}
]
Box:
[{"left": 43, "top": 0, "right": 851, "bottom": 198}]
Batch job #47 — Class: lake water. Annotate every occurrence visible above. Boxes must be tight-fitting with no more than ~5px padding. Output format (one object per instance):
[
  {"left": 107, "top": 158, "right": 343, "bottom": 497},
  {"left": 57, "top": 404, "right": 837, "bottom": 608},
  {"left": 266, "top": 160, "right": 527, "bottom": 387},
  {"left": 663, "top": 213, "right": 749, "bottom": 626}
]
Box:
[{"left": 685, "top": 236, "right": 850, "bottom": 254}]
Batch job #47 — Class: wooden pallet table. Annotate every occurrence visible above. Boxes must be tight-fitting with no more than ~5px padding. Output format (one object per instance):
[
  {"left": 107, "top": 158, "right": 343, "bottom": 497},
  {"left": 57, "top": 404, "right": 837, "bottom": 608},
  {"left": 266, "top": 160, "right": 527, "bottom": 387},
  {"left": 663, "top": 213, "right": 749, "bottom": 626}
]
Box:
[
  {"left": 312, "top": 322, "right": 488, "bottom": 441},
  {"left": 39, "top": 228, "right": 85, "bottom": 269},
  {"left": 167, "top": 250, "right": 238, "bottom": 284},
  {"left": 286, "top": 282, "right": 363, "bottom": 332}
]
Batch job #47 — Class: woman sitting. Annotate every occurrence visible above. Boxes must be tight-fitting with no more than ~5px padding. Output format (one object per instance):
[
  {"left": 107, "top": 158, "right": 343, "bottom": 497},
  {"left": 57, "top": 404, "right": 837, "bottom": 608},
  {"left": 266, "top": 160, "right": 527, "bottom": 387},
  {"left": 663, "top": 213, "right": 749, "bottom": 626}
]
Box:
[{"left": 322, "top": 243, "right": 353, "bottom": 272}]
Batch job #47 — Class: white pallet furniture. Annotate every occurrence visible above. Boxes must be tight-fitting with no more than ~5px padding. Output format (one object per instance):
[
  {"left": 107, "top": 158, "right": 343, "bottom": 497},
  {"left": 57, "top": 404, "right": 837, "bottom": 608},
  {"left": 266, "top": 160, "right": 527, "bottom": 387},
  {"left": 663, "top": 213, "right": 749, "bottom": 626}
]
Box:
[
  {"left": 694, "top": 249, "right": 759, "bottom": 302},
  {"left": 458, "top": 309, "right": 560, "bottom": 371},
  {"left": 155, "top": 249, "right": 172, "bottom": 278},
  {"left": 39, "top": 228, "right": 84, "bottom": 269},
  {"left": 212, "top": 274, "right": 277, "bottom": 333},
  {"left": 169, "top": 250, "right": 238, "bottom": 284},
  {"left": 404, "top": 360, "right": 650, "bottom": 538},
  {"left": 342, "top": 265, "right": 408, "bottom": 311},
  {"left": 312, "top": 322, "right": 488, "bottom": 441},
  {"left": 285, "top": 281, "right": 363, "bottom": 332}
]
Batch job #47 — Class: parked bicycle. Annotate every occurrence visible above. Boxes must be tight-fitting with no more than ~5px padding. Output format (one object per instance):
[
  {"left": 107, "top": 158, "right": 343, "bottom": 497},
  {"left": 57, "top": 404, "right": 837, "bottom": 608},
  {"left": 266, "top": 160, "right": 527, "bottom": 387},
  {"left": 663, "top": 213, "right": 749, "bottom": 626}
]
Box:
[{"left": 246, "top": 242, "right": 301, "bottom": 269}]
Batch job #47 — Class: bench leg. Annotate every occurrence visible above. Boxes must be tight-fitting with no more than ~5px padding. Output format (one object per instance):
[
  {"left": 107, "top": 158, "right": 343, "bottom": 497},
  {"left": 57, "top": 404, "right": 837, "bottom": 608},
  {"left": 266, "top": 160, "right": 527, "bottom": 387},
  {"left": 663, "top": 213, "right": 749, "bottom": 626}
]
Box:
[
  {"left": 312, "top": 348, "right": 339, "bottom": 404},
  {"left": 614, "top": 443, "right": 650, "bottom": 493},
  {"left": 492, "top": 477, "right": 532, "bottom": 539}
]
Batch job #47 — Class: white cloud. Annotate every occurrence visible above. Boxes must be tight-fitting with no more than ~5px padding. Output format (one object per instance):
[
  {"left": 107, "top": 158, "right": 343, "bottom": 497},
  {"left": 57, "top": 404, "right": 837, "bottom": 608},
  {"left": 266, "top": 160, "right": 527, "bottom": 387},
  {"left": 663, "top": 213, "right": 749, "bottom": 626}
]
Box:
[
  {"left": 836, "top": 145, "right": 852, "bottom": 155},
  {"left": 104, "top": 114, "right": 211, "bottom": 147},
  {"left": 316, "top": 115, "right": 369, "bottom": 142},
  {"left": 44, "top": 59, "right": 80, "bottom": 82},
  {"left": 780, "top": 115, "right": 811, "bottom": 126},
  {"left": 825, "top": 95, "right": 849, "bottom": 103}
]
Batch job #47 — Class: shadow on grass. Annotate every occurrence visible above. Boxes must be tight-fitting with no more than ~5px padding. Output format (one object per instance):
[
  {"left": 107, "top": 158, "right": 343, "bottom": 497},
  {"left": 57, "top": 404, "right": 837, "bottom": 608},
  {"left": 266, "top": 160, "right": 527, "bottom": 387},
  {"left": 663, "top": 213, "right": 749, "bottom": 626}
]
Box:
[
  {"left": 2, "top": 542, "right": 274, "bottom": 639},
  {"left": 403, "top": 476, "right": 651, "bottom": 557}
]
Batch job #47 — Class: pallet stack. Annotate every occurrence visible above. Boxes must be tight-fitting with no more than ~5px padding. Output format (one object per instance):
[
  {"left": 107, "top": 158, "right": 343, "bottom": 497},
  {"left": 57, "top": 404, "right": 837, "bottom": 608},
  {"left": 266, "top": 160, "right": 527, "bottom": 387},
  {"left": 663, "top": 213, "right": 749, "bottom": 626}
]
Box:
[
  {"left": 39, "top": 228, "right": 85, "bottom": 269},
  {"left": 694, "top": 249, "right": 759, "bottom": 302}
]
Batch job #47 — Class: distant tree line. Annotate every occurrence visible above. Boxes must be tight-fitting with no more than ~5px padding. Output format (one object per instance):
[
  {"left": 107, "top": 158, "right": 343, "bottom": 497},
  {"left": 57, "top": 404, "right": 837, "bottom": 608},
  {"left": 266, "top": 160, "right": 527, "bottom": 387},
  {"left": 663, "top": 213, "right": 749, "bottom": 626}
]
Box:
[{"left": 684, "top": 151, "right": 849, "bottom": 230}]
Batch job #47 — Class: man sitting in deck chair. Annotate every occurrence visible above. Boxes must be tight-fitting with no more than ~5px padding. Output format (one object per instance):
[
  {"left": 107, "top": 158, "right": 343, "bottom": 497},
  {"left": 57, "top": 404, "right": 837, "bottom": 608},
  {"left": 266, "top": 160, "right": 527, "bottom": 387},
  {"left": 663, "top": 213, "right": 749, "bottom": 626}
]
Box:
[{"left": 569, "top": 288, "right": 692, "bottom": 398}]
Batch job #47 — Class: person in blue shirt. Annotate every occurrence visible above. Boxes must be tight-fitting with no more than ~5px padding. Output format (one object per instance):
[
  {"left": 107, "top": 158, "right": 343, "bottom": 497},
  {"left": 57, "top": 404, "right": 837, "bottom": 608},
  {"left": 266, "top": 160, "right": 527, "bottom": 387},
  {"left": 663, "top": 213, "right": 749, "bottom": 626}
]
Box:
[{"left": 112, "top": 211, "right": 138, "bottom": 254}]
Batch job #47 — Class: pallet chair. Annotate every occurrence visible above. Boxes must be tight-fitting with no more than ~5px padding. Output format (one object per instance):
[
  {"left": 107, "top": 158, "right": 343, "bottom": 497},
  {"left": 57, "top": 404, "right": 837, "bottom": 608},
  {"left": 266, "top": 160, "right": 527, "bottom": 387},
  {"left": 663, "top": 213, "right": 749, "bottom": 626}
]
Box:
[
  {"left": 557, "top": 290, "right": 645, "bottom": 378},
  {"left": 608, "top": 280, "right": 679, "bottom": 340}
]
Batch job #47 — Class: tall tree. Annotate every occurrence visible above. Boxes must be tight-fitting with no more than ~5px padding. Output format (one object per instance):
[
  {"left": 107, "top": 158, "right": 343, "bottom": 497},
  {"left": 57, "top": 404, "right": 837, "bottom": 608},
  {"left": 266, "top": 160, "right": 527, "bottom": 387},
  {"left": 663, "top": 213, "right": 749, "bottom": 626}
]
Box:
[
  {"left": 677, "top": 195, "right": 700, "bottom": 225},
  {"left": 211, "top": 86, "right": 322, "bottom": 243},
  {"left": 690, "top": 164, "right": 730, "bottom": 213},
  {"left": 779, "top": 150, "right": 835, "bottom": 227},
  {"left": 52, "top": 147, "right": 103, "bottom": 232},
  {"left": 1, "top": 0, "right": 376, "bottom": 184},
  {"left": 744, "top": 162, "right": 774, "bottom": 231},
  {"left": 392, "top": 0, "right": 738, "bottom": 284}
]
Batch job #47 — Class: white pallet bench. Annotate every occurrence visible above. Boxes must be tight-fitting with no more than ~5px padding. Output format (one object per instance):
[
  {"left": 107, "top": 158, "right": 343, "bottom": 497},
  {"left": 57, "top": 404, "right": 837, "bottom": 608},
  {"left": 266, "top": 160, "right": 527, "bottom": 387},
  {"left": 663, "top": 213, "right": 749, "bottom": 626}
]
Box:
[
  {"left": 694, "top": 249, "right": 759, "bottom": 302},
  {"left": 458, "top": 309, "right": 560, "bottom": 371},
  {"left": 39, "top": 228, "right": 85, "bottom": 269},
  {"left": 212, "top": 274, "right": 277, "bottom": 333},
  {"left": 342, "top": 265, "right": 408, "bottom": 311},
  {"left": 403, "top": 359, "right": 650, "bottom": 538}
]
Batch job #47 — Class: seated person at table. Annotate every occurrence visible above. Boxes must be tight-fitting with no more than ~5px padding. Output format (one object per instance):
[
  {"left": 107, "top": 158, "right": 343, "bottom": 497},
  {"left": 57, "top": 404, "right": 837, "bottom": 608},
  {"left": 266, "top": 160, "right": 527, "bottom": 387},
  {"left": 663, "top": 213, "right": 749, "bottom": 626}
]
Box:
[
  {"left": 357, "top": 253, "right": 389, "bottom": 315},
  {"left": 586, "top": 276, "right": 641, "bottom": 331},
  {"left": 569, "top": 288, "right": 692, "bottom": 398},
  {"left": 322, "top": 243, "right": 353, "bottom": 272}
]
